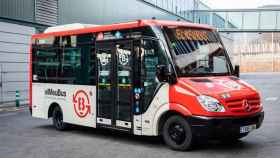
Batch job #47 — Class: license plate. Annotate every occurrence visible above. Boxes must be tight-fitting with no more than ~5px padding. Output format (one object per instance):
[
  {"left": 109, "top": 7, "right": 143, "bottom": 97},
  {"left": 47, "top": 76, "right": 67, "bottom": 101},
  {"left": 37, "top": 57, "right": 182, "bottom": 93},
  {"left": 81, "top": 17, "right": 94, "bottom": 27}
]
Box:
[{"left": 240, "top": 124, "right": 256, "bottom": 133}]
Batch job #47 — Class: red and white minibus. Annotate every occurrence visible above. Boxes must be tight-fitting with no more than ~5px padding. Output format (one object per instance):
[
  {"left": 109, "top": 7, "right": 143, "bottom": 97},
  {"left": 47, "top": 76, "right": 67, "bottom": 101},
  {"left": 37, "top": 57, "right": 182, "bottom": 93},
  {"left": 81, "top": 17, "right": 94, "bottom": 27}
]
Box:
[{"left": 30, "top": 20, "right": 264, "bottom": 150}]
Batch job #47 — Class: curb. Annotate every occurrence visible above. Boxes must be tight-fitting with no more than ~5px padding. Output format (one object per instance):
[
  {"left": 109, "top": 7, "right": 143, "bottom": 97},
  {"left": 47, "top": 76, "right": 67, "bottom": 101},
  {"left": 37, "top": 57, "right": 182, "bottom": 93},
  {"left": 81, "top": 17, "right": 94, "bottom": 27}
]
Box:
[
  {"left": 0, "top": 104, "right": 28, "bottom": 109},
  {"left": 0, "top": 104, "right": 28, "bottom": 113}
]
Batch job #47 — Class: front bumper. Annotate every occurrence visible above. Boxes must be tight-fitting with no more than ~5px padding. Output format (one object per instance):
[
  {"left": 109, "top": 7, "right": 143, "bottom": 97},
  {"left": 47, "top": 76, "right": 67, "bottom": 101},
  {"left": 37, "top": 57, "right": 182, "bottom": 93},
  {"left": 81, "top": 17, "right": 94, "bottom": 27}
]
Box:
[{"left": 188, "top": 111, "right": 264, "bottom": 138}]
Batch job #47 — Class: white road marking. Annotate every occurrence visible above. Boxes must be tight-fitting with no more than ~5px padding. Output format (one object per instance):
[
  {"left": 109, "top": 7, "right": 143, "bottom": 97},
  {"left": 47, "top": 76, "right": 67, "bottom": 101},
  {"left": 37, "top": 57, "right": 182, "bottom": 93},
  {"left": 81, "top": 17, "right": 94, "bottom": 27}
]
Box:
[{"left": 265, "top": 97, "right": 279, "bottom": 101}]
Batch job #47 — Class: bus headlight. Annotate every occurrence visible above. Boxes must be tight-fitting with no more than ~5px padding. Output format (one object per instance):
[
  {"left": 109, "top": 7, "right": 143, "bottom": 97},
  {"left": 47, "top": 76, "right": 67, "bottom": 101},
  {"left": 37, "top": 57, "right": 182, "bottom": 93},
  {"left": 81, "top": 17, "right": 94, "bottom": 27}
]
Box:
[{"left": 197, "top": 95, "right": 225, "bottom": 112}]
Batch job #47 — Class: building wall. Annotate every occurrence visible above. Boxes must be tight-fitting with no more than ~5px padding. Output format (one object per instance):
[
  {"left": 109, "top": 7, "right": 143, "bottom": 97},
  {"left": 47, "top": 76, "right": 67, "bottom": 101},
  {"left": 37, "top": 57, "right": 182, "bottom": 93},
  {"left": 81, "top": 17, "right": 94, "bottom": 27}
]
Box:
[
  {"left": 0, "top": 0, "right": 58, "bottom": 105},
  {"left": 0, "top": 0, "right": 58, "bottom": 26},
  {"left": 0, "top": 0, "right": 35, "bottom": 22},
  {"left": 58, "top": 0, "right": 186, "bottom": 25},
  {"left": 35, "top": 0, "right": 58, "bottom": 26},
  {"left": 0, "top": 22, "right": 35, "bottom": 104},
  {"left": 237, "top": 54, "right": 280, "bottom": 72}
]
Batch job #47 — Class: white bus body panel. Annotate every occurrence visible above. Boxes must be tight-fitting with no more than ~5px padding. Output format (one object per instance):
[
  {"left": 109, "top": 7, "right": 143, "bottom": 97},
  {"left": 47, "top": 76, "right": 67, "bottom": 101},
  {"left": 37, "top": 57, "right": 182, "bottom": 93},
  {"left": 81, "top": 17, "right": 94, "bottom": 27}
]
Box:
[
  {"left": 32, "top": 82, "right": 170, "bottom": 135},
  {"left": 137, "top": 84, "right": 169, "bottom": 136},
  {"left": 32, "top": 83, "right": 96, "bottom": 128},
  {"left": 32, "top": 83, "right": 48, "bottom": 119}
]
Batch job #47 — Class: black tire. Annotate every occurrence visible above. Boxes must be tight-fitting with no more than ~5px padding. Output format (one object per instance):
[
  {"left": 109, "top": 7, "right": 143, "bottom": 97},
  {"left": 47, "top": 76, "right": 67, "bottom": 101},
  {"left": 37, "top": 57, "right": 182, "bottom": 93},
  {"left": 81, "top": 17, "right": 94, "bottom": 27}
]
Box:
[
  {"left": 52, "top": 106, "right": 68, "bottom": 131},
  {"left": 162, "top": 115, "right": 193, "bottom": 151}
]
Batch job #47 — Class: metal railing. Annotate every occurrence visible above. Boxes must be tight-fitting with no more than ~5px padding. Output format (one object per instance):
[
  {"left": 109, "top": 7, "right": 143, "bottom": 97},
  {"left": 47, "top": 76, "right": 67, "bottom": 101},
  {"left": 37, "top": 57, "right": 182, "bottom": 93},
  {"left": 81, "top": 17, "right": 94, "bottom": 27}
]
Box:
[{"left": 0, "top": 65, "right": 29, "bottom": 105}]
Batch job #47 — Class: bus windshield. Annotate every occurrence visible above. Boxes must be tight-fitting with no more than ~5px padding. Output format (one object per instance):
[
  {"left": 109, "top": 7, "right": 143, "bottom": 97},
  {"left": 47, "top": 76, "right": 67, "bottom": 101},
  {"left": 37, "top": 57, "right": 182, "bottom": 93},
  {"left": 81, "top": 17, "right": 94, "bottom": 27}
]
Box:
[{"left": 164, "top": 27, "right": 231, "bottom": 77}]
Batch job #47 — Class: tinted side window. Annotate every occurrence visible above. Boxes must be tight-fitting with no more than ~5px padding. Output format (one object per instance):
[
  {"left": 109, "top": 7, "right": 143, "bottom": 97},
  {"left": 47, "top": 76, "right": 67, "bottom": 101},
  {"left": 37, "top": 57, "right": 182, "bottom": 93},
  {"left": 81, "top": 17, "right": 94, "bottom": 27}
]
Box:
[
  {"left": 32, "top": 36, "right": 60, "bottom": 83},
  {"left": 60, "top": 35, "right": 82, "bottom": 84},
  {"left": 77, "top": 34, "right": 96, "bottom": 85},
  {"left": 59, "top": 34, "right": 96, "bottom": 85},
  {"left": 32, "top": 34, "right": 96, "bottom": 85}
]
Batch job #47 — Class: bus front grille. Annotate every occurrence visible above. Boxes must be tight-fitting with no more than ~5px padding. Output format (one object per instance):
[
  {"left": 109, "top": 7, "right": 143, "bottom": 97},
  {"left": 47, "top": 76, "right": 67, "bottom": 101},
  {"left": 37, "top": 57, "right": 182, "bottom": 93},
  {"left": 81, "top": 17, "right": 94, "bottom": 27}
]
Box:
[{"left": 225, "top": 96, "right": 261, "bottom": 113}]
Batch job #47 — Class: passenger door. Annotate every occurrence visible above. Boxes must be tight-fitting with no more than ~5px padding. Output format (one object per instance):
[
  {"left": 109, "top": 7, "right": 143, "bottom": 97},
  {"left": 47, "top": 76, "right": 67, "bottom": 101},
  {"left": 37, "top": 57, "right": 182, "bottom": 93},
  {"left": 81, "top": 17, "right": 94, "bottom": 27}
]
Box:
[{"left": 96, "top": 40, "right": 134, "bottom": 131}]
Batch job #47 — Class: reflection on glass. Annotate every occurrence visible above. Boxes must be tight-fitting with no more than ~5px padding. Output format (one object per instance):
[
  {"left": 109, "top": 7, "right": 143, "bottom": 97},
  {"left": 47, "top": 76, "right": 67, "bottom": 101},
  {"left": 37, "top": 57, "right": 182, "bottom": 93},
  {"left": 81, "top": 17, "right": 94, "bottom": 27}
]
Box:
[
  {"left": 97, "top": 50, "right": 112, "bottom": 119},
  {"left": 243, "top": 12, "right": 259, "bottom": 29},
  {"left": 277, "top": 12, "right": 280, "bottom": 29},
  {"left": 227, "top": 12, "right": 243, "bottom": 29},
  {"left": 195, "top": 11, "right": 210, "bottom": 24},
  {"left": 213, "top": 12, "right": 226, "bottom": 28},
  {"left": 260, "top": 11, "right": 276, "bottom": 29},
  {"left": 143, "top": 0, "right": 198, "bottom": 18},
  {"left": 141, "top": 39, "right": 169, "bottom": 112},
  {"left": 116, "top": 44, "right": 132, "bottom": 122}
]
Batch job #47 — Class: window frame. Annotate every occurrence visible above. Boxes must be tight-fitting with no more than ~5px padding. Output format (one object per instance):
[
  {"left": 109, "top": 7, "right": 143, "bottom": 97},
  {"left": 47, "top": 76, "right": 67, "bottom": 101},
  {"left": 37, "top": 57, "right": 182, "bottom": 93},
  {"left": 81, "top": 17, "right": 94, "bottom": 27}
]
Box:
[{"left": 32, "top": 33, "right": 96, "bottom": 85}]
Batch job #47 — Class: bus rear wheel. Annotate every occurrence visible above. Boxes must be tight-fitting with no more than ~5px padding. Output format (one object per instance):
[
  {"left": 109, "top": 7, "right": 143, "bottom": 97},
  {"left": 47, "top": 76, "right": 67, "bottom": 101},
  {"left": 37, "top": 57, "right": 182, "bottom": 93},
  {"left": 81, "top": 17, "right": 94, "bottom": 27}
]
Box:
[
  {"left": 52, "top": 106, "right": 68, "bottom": 131},
  {"left": 162, "top": 115, "right": 193, "bottom": 151}
]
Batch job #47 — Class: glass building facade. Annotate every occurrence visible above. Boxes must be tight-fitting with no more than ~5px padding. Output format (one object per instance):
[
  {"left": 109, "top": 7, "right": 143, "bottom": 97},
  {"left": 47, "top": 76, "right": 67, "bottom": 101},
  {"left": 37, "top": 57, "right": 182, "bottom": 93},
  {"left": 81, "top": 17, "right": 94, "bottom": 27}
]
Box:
[
  {"left": 142, "top": 1, "right": 280, "bottom": 32},
  {"left": 141, "top": 1, "right": 280, "bottom": 72},
  {"left": 142, "top": 0, "right": 209, "bottom": 21},
  {"left": 221, "top": 32, "right": 280, "bottom": 72},
  {"left": 192, "top": 9, "right": 280, "bottom": 32},
  {"left": 192, "top": 9, "right": 280, "bottom": 72}
]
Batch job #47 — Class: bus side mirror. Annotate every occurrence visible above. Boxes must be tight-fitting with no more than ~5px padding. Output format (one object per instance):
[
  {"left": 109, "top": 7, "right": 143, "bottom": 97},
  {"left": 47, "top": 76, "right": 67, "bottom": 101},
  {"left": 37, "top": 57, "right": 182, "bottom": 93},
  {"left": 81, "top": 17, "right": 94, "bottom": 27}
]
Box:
[
  {"left": 234, "top": 65, "right": 240, "bottom": 78},
  {"left": 156, "top": 64, "right": 177, "bottom": 84}
]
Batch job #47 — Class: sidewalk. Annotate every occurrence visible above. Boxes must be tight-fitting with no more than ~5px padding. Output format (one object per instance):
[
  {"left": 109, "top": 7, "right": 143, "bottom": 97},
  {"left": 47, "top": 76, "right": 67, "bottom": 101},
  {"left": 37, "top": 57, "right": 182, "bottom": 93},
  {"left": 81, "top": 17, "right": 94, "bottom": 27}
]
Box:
[{"left": 0, "top": 102, "right": 27, "bottom": 113}]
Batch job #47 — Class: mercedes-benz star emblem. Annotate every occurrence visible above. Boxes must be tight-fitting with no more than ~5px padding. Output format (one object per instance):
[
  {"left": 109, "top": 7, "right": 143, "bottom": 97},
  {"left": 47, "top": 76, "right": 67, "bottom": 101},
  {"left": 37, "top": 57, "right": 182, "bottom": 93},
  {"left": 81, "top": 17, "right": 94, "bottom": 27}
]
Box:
[{"left": 243, "top": 99, "right": 252, "bottom": 112}]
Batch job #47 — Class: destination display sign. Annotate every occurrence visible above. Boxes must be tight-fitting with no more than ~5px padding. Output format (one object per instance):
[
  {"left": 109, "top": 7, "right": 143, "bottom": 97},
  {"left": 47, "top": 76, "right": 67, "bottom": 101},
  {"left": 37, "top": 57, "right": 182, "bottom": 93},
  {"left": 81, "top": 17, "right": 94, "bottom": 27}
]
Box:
[{"left": 175, "top": 28, "right": 209, "bottom": 41}]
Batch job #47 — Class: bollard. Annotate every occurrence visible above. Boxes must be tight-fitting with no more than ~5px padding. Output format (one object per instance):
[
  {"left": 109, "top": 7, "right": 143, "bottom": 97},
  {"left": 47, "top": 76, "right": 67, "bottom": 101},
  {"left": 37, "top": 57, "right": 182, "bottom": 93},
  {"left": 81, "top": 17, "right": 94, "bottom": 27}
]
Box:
[{"left": 16, "top": 90, "right": 20, "bottom": 108}]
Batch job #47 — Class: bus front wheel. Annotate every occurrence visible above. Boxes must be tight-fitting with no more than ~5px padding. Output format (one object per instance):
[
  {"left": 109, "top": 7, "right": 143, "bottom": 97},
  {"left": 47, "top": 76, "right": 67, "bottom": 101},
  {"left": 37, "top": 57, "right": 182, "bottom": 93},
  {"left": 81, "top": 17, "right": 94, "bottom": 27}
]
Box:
[
  {"left": 52, "top": 106, "right": 68, "bottom": 131},
  {"left": 162, "top": 115, "right": 193, "bottom": 151}
]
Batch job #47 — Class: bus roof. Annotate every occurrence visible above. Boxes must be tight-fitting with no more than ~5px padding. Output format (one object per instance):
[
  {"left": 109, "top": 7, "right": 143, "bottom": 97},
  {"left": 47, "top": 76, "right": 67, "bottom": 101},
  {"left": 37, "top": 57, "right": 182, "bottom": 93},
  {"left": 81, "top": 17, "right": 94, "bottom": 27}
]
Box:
[{"left": 32, "top": 19, "right": 216, "bottom": 39}]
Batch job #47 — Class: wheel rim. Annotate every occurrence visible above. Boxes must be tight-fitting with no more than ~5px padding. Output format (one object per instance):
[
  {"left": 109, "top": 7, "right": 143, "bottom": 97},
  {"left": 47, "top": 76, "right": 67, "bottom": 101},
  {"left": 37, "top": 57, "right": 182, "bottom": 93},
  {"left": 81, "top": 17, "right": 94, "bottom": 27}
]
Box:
[
  {"left": 55, "top": 110, "right": 63, "bottom": 128},
  {"left": 168, "top": 123, "right": 186, "bottom": 145}
]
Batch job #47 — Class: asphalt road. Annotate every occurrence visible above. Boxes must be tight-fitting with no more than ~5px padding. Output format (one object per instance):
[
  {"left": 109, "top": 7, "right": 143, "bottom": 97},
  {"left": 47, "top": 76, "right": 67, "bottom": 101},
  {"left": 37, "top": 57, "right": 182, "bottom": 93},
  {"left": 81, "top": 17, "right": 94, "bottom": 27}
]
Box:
[{"left": 0, "top": 73, "right": 279, "bottom": 158}]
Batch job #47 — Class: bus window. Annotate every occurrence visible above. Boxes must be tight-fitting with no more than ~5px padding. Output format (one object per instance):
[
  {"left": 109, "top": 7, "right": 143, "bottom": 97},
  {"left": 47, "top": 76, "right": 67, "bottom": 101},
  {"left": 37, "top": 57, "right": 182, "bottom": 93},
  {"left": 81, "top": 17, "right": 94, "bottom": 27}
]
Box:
[
  {"left": 60, "top": 35, "right": 82, "bottom": 84},
  {"left": 60, "top": 34, "right": 96, "bottom": 85},
  {"left": 164, "top": 27, "right": 231, "bottom": 77},
  {"left": 32, "top": 34, "right": 96, "bottom": 85},
  {"left": 141, "top": 39, "right": 169, "bottom": 112},
  {"left": 77, "top": 34, "right": 96, "bottom": 85},
  {"left": 32, "top": 36, "right": 60, "bottom": 83},
  {"left": 116, "top": 42, "right": 133, "bottom": 122}
]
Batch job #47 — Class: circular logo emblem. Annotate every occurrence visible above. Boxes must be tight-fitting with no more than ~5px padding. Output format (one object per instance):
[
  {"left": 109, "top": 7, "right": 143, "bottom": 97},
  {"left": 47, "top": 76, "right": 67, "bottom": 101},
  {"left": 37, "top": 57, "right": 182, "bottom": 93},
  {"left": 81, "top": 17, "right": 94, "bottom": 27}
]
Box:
[
  {"left": 98, "top": 53, "right": 110, "bottom": 66},
  {"left": 242, "top": 99, "right": 252, "bottom": 112},
  {"left": 117, "top": 49, "right": 130, "bottom": 65},
  {"left": 73, "top": 90, "right": 91, "bottom": 118},
  {"left": 119, "top": 53, "right": 129, "bottom": 65}
]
